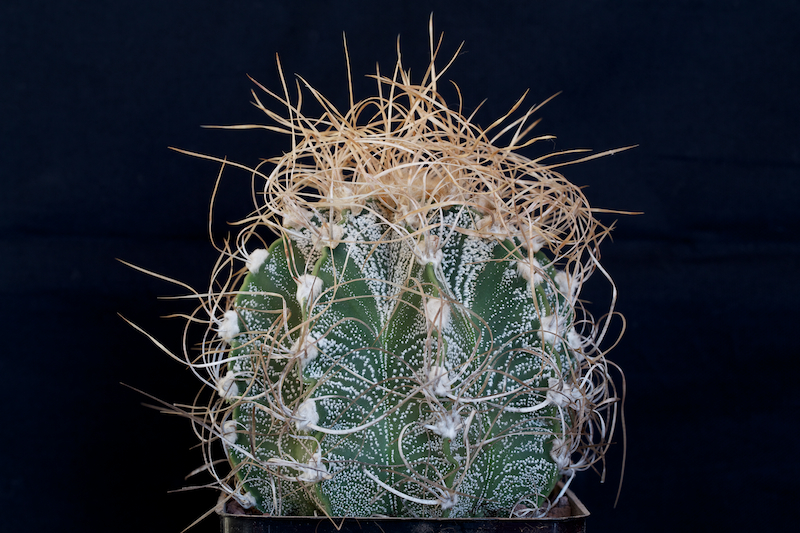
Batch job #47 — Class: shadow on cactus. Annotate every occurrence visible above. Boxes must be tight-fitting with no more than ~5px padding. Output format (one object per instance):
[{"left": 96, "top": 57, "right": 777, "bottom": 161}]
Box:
[{"left": 134, "top": 27, "right": 628, "bottom": 522}]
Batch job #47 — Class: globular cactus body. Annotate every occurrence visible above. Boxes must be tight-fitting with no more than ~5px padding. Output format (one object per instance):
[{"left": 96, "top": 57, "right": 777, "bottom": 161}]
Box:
[
  {"left": 174, "top": 29, "right": 622, "bottom": 520},
  {"left": 224, "top": 206, "right": 577, "bottom": 517}
]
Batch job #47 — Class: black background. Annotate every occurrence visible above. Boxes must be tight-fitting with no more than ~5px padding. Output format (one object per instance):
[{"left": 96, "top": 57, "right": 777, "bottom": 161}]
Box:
[{"left": 2, "top": 1, "right": 798, "bottom": 531}]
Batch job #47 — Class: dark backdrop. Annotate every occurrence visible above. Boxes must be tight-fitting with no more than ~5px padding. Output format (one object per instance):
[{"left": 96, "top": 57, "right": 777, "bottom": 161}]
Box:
[{"left": 2, "top": 1, "right": 798, "bottom": 532}]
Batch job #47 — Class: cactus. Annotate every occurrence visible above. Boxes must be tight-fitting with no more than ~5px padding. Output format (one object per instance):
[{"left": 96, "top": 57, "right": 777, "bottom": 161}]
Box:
[{"left": 172, "top": 31, "right": 622, "bottom": 519}]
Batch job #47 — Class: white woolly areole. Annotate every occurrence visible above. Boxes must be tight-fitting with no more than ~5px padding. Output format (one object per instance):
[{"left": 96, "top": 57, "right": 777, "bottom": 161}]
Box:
[
  {"left": 234, "top": 491, "right": 258, "bottom": 509},
  {"left": 567, "top": 328, "right": 583, "bottom": 350},
  {"left": 222, "top": 420, "right": 238, "bottom": 445},
  {"left": 217, "top": 310, "right": 240, "bottom": 343},
  {"left": 517, "top": 226, "right": 546, "bottom": 253},
  {"left": 245, "top": 248, "right": 269, "bottom": 274},
  {"left": 312, "top": 222, "right": 344, "bottom": 251},
  {"left": 555, "top": 270, "right": 579, "bottom": 303},
  {"left": 475, "top": 215, "right": 494, "bottom": 233},
  {"left": 488, "top": 222, "right": 510, "bottom": 238},
  {"left": 421, "top": 247, "right": 444, "bottom": 267},
  {"left": 282, "top": 206, "right": 313, "bottom": 229},
  {"left": 546, "top": 377, "right": 582, "bottom": 408},
  {"left": 296, "top": 274, "right": 323, "bottom": 305},
  {"left": 413, "top": 235, "right": 444, "bottom": 267},
  {"left": 330, "top": 184, "right": 364, "bottom": 214},
  {"left": 295, "top": 398, "right": 319, "bottom": 432},
  {"left": 550, "top": 437, "right": 572, "bottom": 472},
  {"left": 567, "top": 328, "right": 587, "bottom": 362},
  {"left": 538, "top": 314, "right": 562, "bottom": 346},
  {"left": 425, "top": 297, "right": 451, "bottom": 331},
  {"left": 424, "top": 410, "right": 462, "bottom": 440},
  {"left": 439, "top": 490, "right": 459, "bottom": 510},
  {"left": 292, "top": 332, "right": 319, "bottom": 370},
  {"left": 397, "top": 198, "right": 423, "bottom": 229},
  {"left": 516, "top": 258, "right": 544, "bottom": 286},
  {"left": 425, "top": 365, "right": 453, "bottom": 397},
  {"left": 217, "top": 371, "right": 239, "bottom": 400},
  {"left": 297, "top": 452, "right": 332, "bottom": 483}
]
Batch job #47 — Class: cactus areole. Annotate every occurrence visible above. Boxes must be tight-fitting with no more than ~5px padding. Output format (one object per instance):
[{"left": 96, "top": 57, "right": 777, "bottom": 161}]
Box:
[{"left": 176, "top": 32, "right": 623, "bottom": 520}]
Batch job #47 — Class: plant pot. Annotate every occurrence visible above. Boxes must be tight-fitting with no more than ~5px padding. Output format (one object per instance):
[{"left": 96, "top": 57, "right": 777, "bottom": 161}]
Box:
[{"left": 220, "top": 488, "right": 589, "bottom": 533}]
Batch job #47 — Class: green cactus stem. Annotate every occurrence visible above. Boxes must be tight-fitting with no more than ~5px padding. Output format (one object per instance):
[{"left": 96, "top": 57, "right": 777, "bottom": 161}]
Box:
[
  {"left": 223, "top": 206, "right": 578, "bottom": 516},
  {"left": 168, "top": 27, "right": 624, "bottom": 520}
]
